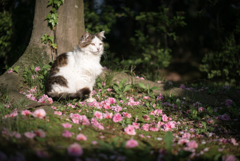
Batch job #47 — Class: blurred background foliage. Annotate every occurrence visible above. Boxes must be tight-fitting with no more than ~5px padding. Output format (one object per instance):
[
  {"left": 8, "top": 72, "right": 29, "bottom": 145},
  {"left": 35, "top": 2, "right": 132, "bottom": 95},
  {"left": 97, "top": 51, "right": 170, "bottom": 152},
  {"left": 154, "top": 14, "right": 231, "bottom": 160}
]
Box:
[{"left": 0, "top": 0, "right": 240, "bottom": 85}]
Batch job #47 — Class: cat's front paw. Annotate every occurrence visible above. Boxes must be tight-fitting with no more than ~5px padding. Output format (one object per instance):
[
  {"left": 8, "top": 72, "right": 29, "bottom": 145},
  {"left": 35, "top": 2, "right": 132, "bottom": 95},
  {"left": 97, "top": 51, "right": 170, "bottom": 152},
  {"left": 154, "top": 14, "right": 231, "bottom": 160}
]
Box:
[{"left": 85, "top": 97, "right": 96, "bottom": 103}]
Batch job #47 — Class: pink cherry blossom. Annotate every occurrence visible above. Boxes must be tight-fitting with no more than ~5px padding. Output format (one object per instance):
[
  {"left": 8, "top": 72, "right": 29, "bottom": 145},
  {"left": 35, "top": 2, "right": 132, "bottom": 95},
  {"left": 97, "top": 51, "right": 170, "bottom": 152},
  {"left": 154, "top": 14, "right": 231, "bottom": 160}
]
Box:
[
  {"left": 179, "top": 84, "right": 185, "bottom": 89},
  {"left": 182, "top": 133, "right": 191, "bottom": 139},
  {"left": 225, "top": 99, "right": 233, "bottom": 108},
  {"left": 94, "top": 111, "right": 103, "bottom": 119},
  {"left": 54, "top": 111, "right": 62, "bottom": 115},
  {"left": 91, "top": 118, "right": 104, "bottom": 130},
  {"left": 107, "top": 88, "right": 112, "bottom": 92},
  {"left": 9, "top": 110, "right": 18, "bottom": 117},
  {"left": 7, "top": 68, "right": 13, "bottom": 74},
  {"left": 221, "top": 113, "right": 231, "bottom": 120},
  {"left": 35, "top": 67, "right": 41, "bottom": 73},
  {"left": 122, "top": 112, "right": 132, "bottom": 118},
  {"left": 62, "top": 130, "right": 72, "bottom": 138},
  {"left": 103, "top": 112, "right": 113, "bottom": 119},
  {"left": 141, "top": 124, "right": 150, "bottom": 131},
  {"left": 187, "top": 140, "right": 198, "bottom": 149},
  {"left": 62, "top": 123, "right": 72, "bottom": 128},
  {"left": 132, "top": 122, "right": 140, "bottom": 129},
  {"left": 92, "top": 141, "right": 98, "bottom": 145},
  {"left": 143, "top": 96, "right": 150, "bottom": 100},
  {"left": 12, "top": 132, "right": 21, "bottom": 138},
  {"left": 81, "top": 115, "right": 90, "bottom": 125},
  {"left": 72, "top": 118, "right": 80, "bottom": 124},
  {"left": 143, "top": 115, "right": 149, "bottom": 121},
  {"left": 149, "top": 126, "right": 159, "bottom": 131},
  {"left": 124, "top": 125, "right": 136, "bottom": 135},
  {"left": 162, "top": 114, "right": 168, "bottom": 122},
  {"left": 76, "top": 133, "right": 87, "bottom": 141},
  {"left": 125, "top": 139, "right": 138, "bottom": 148},
  {"left": 35, "top": 129, "right": 46, "bottom": 138},
  {"left": 156, "top": 93, "right": 164, "bottom": 101},
  {"left": 222, "top": 155, "right": 236, "bottom": 161},
  {"left": 112, "top": 113, "right": 123, "bottom": 123},
  {"left": 106, "top": 97, "right": 116, "bottom": 104},
  {"left": 24, "top": 131, "right": 36, "bottom": 139},
  {"left": 198, "top": 107, "right": 204, "bottom": 113},
  {"left": 67, "top": 143, "right": 83, "bottom": 157},
  {"left": 111, "top": 105, "right": 122, "bottom": 112},
  {"left": 32, "top": 109, "right": 46, "bottom": 119},
  {"left": 103, "top": 104, "right": 111, "bottom": 109},
  {"left": 178, "top": 138, "right": 190, "bottom": 144},
  {"left": 21, "top": 110, "right": 32, "bottom": 116}
]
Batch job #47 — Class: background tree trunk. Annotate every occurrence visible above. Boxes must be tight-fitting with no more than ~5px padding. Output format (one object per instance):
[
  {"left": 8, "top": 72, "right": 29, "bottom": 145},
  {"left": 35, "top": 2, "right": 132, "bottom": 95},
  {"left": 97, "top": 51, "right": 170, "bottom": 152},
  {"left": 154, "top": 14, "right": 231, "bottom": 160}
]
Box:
[{"left": 0, "top": 0, "right": 85, "bottom": 103}]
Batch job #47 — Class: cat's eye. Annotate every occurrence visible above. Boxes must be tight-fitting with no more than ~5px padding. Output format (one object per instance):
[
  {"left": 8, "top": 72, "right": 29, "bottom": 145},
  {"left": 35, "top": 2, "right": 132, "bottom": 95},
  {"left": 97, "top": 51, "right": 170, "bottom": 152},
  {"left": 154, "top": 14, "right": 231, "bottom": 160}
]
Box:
[
  {"left": 91, "top": 43, "right": 95, "bottom": 46},
  {"left": 99, "top": 43, "right": 103, "bottom": 45}
]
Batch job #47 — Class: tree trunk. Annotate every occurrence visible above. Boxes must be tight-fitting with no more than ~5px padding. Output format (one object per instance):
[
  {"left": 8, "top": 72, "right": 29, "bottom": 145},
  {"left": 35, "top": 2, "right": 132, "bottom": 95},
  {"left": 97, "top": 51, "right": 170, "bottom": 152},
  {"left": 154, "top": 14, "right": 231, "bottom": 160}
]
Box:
[{"left": 0, "top": 0, "right": 85, "bottom": 104}]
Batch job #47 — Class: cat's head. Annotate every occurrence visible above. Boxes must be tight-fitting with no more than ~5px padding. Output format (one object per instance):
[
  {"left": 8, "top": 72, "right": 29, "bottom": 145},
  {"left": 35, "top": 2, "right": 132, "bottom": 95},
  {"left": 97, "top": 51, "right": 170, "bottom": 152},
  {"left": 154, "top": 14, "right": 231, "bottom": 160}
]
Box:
[{"left": 79, "top": 31, "right": 105, "bottom": 55}]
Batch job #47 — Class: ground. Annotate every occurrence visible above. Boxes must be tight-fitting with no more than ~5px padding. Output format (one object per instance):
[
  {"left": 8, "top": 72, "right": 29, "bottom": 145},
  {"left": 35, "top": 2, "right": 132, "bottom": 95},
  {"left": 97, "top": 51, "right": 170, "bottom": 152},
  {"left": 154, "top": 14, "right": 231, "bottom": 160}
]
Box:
[{"left": 0, "top": 65, "right": 239, "bottom": 161}]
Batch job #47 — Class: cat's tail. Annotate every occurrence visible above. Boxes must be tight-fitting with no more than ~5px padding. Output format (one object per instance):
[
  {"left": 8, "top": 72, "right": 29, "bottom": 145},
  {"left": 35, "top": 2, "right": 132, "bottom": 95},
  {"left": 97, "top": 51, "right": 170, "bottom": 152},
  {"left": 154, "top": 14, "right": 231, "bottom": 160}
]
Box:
[{"left": 48, "top": 87, "right": 91, "bottom": 99}]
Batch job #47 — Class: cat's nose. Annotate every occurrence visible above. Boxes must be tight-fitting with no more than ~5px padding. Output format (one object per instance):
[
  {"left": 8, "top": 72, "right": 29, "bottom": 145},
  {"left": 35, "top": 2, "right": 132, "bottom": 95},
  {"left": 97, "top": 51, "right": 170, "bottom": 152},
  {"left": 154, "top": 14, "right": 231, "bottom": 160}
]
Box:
[{"left": 97, "top": 48, "right": 100, "bottom": 51}]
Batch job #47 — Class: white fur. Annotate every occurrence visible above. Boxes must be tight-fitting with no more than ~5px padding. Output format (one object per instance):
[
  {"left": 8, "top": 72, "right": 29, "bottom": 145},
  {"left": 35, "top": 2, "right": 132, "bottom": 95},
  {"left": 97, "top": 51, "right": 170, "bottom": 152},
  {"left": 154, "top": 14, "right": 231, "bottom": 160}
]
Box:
[{"left": 49, "top": 35, "right": 104, "bottom": 102}]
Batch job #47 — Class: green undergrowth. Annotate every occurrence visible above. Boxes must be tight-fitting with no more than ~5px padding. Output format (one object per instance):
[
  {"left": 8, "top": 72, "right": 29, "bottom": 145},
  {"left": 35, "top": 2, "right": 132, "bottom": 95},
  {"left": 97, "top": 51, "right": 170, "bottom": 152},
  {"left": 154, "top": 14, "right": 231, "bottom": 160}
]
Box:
[{"left": 0, "top": 64, "right": 240, "bottom": 161}]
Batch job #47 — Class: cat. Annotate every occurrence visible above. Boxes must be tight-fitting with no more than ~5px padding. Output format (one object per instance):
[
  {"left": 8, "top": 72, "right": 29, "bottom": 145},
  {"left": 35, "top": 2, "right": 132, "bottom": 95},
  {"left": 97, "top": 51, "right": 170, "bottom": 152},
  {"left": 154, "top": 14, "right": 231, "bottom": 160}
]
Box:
[{"left": 46, "top": 31, "right": 105, "bottom": 102}]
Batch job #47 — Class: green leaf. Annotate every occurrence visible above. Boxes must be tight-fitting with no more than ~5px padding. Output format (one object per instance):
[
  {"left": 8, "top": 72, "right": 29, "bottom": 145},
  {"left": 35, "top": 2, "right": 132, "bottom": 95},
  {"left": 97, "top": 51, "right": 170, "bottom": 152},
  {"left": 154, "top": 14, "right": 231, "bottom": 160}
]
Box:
[
  {"left": 42, "top": 64, "right": 51, "bottom": 69},
  {"left": 47, "top": 0, "right": 53, "bottom": 6},
  {"left": 48, "top": 36, "right": 54, "bottom": 43},
  {"left": 38, "top": 75, "right": 44, "bottom": 79},
  {"left": 214, "top": 154, "right": 222, "bottom": 161},
  {"left": 164, "top": 131, "right": 173, "bottom": 153},
  {"left": 13, "top": 66, "right": 20, "bottom": 73},
  {"left": 150, "top": 86, "right": 159, "bottom": 90},
  {"left": 138, "top": 82, "right": 146, "bottom": 89},
  {"left": 176, "top": 98, "right": 181, "bottom": 107},
  {"left": 201, "top": 121, "right": 207, "bottom": 129},
  {"left": 123, "top": 85, "right": 131, "bottom": 92},
  {"left": 51, "top": 43, "right": 57, "bottom": 48},
  {"left": 113, "top": 85, "right": 119, "bottom": 92},
  {"left": 97, "top": 83, "right": 103, "bottom": 89}
]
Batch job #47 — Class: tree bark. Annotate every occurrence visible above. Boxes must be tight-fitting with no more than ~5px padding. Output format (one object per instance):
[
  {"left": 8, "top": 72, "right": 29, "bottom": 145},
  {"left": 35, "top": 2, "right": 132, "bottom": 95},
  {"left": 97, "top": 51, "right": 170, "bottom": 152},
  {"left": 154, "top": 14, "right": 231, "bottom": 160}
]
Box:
[{"left": 0, "top": 0, "right": 85, "bottom": 104}]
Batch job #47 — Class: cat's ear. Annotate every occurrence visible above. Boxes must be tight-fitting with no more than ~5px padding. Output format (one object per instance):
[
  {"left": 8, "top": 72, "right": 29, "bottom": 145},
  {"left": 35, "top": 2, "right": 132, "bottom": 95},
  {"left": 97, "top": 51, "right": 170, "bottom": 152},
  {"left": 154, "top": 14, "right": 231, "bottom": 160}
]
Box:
[
  {"left": 81, "top": 31, "right": 90, "bottom": 43},
  {"left": 97, "top": 31, "right": 105, "bottom": 40}
]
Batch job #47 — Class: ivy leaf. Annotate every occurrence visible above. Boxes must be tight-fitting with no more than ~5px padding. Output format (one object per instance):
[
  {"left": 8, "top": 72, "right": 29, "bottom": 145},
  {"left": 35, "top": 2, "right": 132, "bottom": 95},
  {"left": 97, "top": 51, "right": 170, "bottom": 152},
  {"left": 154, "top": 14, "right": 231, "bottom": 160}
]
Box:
[
  {"left": 51, "top": 43, "right": 57, "bottom": 48},
  {"left": 50, "top": 8, "right": 57, "bottom": 13},
  {"left": 48, "top": 19, "right": 56, "bottom": 28},
  {"left": 48, "top": 36, "right": 54, "bottom": 43},
  {"left": 138, "top": 82, "right": 146, "bottom": 89},
  {"left": 13, "top": 66, "right": 20, "bottom": 73},
  {"left": 47, "top": 0, "right": 53, "bottom": 6}
]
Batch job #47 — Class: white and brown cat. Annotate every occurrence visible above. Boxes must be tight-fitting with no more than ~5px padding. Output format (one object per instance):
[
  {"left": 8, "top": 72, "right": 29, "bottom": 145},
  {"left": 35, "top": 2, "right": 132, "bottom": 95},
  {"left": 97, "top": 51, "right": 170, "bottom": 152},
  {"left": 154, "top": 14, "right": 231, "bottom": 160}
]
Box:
[{"left": 46, "top": 31, "right": 105, "bottom": 102}]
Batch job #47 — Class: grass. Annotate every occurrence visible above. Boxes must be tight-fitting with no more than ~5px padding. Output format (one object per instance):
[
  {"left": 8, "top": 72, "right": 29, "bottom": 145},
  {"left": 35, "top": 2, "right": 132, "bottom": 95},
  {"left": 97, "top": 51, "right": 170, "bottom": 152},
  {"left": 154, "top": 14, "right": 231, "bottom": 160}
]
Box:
[{"left": 0, "top": 65, "right": 239, "bottom": 161}]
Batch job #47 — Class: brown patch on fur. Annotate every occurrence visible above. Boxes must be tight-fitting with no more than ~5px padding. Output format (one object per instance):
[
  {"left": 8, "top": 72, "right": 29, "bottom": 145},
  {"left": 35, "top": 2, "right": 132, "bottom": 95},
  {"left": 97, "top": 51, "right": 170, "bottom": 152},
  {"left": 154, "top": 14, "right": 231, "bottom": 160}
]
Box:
[
  {"left": 50, "top": 53, "right": 68, "bottom": 75},
  {"left": 47, "top": 87, "right": 90, "bottom": 100},
  {"left": 77, "top": 87, "right": 91, "bottom": 99},
  {"left": 46, "top": 53, "right": 68, "bottom": 93},
  {"left": 79, "top": 32, "right": 104, "bottom": 48},
  {"left": 79, "top": 34, "right": 95, "bottom": 48},
  {"left": 46, "top": 75, "right": 68, "bottom": 93}
]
